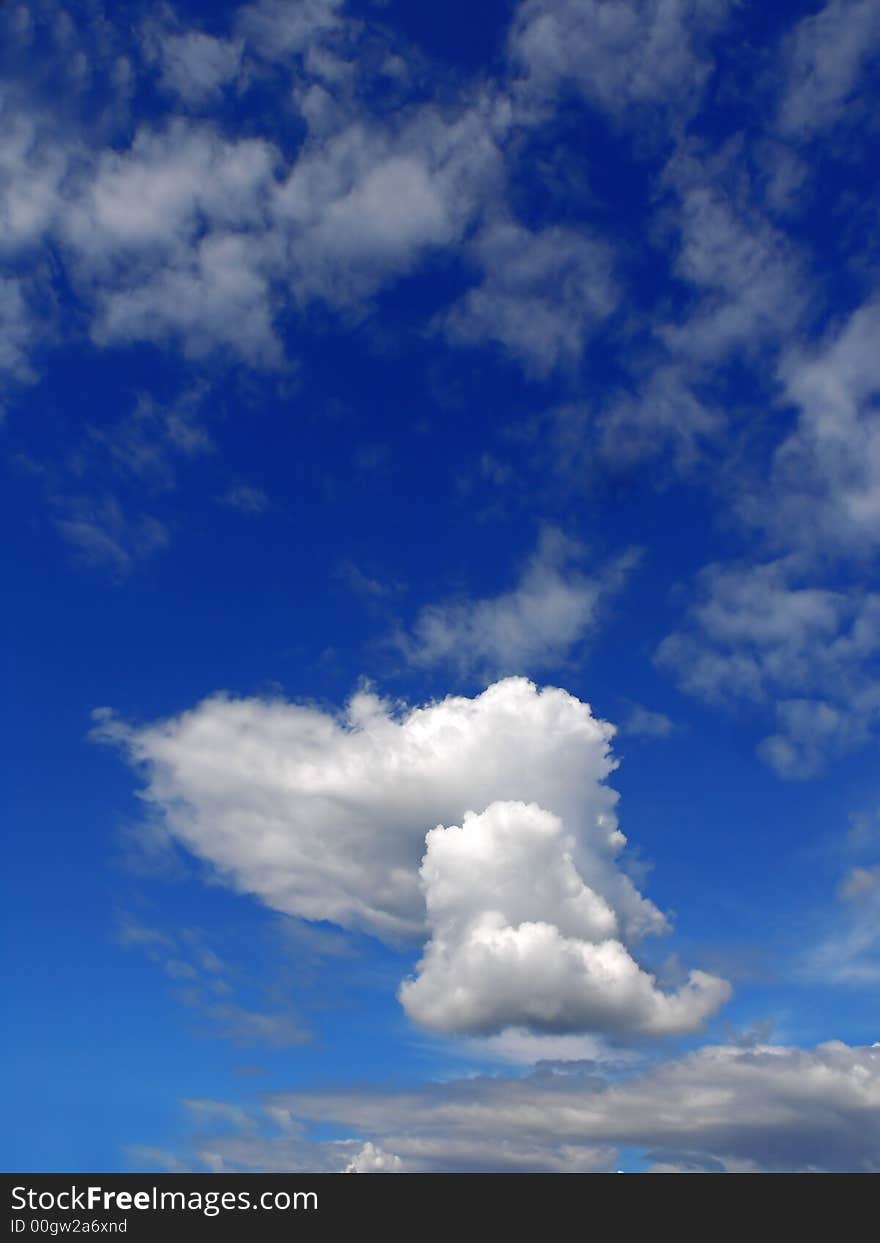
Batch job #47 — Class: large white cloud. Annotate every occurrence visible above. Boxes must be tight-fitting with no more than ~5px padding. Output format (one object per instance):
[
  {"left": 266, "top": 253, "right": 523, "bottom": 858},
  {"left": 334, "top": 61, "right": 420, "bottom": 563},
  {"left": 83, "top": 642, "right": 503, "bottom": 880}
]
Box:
[
  {"left": 99, "top": 677, "right": 727, "bottom": 1036},
  {"left": 400, "top": 800, "right": 729, "bottom": 1035}
]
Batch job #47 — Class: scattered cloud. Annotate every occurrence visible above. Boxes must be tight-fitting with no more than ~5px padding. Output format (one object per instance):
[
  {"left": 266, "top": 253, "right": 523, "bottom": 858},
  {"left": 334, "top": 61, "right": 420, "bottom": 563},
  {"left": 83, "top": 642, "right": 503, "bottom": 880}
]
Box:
[
  {"left": 55, "top": 495, "right": 170, "bottom": 578},
  {"left": 657, "top": 558, "right": 880, "bottom": 777},
  {"left": 619, "top": 704, "right": 676, "bottom": 739},
  {"left": 753, "top": 299, "right": 880, "bottom": 559},
  {"left": 221, "top": 483, "right": 270, "bottom": 515},
  {"left": 399, "top": 529, "right": 638, "bottom": 677},
  {"left": 444, "top": 220, "right": 617, "bottom": 374},
  {"left": 150, "top": 30, "right": 244, "bottom": 106},
  {"left": 661, "top": 156, "right": 805, "bottom": 363},
  {"left": 508, "top": 0, "right": 732, "bottom": 120},
  {"left": 777, "top": 0, "right": 880, "bottom": 137}
]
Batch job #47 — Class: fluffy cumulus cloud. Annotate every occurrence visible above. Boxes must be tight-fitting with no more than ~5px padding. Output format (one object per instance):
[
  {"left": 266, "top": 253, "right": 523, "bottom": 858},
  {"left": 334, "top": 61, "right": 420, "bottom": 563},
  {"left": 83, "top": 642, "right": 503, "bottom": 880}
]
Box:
[
  {"left": 0, "top": 0, "right": 509, "bottom": 371},
  {"left": 401, "top": 529, "right": 637, "bottom": 677},
  {"left": 400, "top": 800, "right": 729, "bottom": 1035},
  {"left": 178, "top": 1040, "right": 880, "bottom": 1172},
  {"left": 99, "top": 677, "right": 728, "bottom": 1036},
  {"left": 344, "top": 1143, "right": 402, "bottom": 1174}
]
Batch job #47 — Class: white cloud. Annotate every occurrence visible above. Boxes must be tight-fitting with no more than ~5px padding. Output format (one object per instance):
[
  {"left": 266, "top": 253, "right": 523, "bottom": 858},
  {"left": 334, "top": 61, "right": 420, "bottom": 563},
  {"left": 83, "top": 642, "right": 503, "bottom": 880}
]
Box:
[
  {"left": 400, "top": 800, "right": 729, "bottom": 1035},
  {"left": 401, "top": 529, "right": 636, "bottom": 677},
  {"left": 778, "top": 0, "right": 880, "bottom": 137},
  {"left": 619, "top": 705, "right": 676, "bottom": 739},
  {"left": 344, "top": 1143, "right": 402, "bottom": 1173},
  {"left": 657, "top": 559, "right": 850, "bottom": 703},
  {"left": 93, "top": 229, "right": 282, "bottom": 363},
  {"left": 96, "top": 678, "right": 625, "bottom": 942},
  {"left": 598, "top": 148, "right": 802, "bottom": 470},
  {"left": 657, "top": 558, "right": 880, "bottom": 776},
  {"left": 0, "top": 104, "right": 72, "bottom": 253},
  {"left": 40, "top": 83, "right": 504, "bottom": 361},
  {"left": 466, "top": 1028, "right": 623, "bottom": 1066},
  {"left": 509, "top": 0, "right": 731, "bottom": 118},
  {"left": 154, "top": 32, "right": 243, "bottom": 104},
  {"left": 55, "top": 120, "right": 283, "bottom": 362},
  {"left": 661, "top": 169, "right": 804, "bottom": 362},
  {"left": 650, "top": 291, "right": 880, "bottom": 776},
  {"left": 757, "top": 696, "right": 878, "bottom": 781},
  {"left": 598, "top": 367, "right": 724, "bottom": 470},
  {"left": 272, "top": 96, "right": 506, "bottom": 309},
  {"left": 755, "top": 299, "right": 880, "bottom": 558},
  {"left": 444, "top": 219, "right": 617, "bottom": 374},
  {"left": 0, "top": 276, "right": 40, "bottom": 388},
  {"left": 64, "top": 121, "right": 276, "bottom": 262},
  {"left": 237, "top": 0, "right": 346, "bottom": 62},
  {"left": 99, "top": 677, "right": 725, "bottom": 1036}
]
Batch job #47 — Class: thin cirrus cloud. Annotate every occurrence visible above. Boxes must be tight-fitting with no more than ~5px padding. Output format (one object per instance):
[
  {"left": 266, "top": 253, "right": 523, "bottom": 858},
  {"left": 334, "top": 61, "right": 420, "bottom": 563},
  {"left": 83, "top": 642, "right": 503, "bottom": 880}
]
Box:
[{"left": 95, "top": 676, "right": 729, "bottom": 1039}]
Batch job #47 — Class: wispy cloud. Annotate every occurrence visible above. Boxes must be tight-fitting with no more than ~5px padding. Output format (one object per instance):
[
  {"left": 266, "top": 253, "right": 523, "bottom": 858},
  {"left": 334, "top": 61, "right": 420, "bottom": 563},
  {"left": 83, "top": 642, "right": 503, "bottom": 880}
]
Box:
[{"left": 398, "top": 528, "right": 638, "bottom": 677}]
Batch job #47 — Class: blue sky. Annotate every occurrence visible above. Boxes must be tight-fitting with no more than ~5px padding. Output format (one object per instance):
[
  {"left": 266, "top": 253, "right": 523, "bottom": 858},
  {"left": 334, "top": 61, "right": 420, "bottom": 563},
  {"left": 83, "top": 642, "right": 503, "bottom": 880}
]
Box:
[{"left": 3, "top": 0, "right": 880, "bottom": 1174}]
